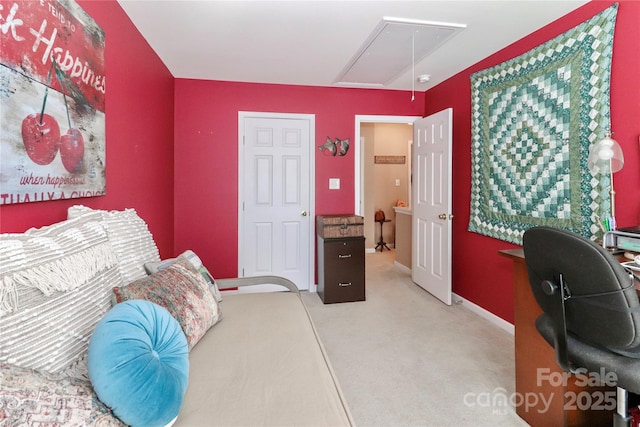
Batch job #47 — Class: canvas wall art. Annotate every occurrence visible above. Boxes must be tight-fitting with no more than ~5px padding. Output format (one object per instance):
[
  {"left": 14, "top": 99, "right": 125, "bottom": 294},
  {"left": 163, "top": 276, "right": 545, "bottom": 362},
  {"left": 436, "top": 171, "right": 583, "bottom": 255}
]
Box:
[{"left": 0, "top": 0, "right": 105, "bottom": 205}]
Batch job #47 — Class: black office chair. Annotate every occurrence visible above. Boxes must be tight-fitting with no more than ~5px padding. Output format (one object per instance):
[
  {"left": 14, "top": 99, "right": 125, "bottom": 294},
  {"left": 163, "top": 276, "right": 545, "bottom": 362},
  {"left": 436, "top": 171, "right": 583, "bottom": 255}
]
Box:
[{"left": 523, "top": 226, "right": 640, "bottom": 426}]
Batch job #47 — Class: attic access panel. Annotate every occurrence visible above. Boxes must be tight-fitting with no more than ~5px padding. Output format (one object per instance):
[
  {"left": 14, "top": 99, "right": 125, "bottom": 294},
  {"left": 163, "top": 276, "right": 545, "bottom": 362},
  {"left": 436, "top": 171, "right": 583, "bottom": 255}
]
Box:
[{"left": 335, "top": 17, "right": 466, "bottom": 87}]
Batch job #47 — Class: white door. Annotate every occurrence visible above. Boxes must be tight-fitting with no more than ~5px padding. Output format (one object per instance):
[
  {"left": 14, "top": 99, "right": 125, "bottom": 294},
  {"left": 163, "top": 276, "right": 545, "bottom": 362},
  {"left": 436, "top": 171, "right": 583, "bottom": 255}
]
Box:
[
  {"left": 239, "top": 112, "right": 314, "bottom": 290},
  {"left": 412, "top": 108, "right": 453, "bottom": 305}
]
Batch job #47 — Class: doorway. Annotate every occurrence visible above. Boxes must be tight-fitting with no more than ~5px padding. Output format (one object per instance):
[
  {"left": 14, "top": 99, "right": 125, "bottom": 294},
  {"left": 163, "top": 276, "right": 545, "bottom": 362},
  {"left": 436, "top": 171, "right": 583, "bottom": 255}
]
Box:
[
  {"left": 354, "top": 115, "right": 420, "bottom": 255},
  {"left": 355, "top": 112, "right": 454, "bottom": 306},
  {"left": 238, "top": 112, "right": 315, "bottom": 291}
]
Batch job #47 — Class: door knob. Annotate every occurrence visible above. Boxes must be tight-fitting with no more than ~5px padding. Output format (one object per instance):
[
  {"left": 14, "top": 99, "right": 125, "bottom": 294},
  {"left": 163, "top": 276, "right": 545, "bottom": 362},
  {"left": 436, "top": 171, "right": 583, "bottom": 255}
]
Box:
[
  {"left": 438, "top": 213, "right": 447, "bottom": 220},
  {"left": 301, "top": 211, "right": 308, "bottom": 216}
]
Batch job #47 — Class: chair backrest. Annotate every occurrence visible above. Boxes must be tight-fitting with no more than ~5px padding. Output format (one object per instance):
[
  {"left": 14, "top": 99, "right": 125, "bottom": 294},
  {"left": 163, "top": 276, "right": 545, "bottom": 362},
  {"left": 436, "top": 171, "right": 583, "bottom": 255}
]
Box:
[{"left": 523, "top": 226, "right": 640, "bottom": 356}]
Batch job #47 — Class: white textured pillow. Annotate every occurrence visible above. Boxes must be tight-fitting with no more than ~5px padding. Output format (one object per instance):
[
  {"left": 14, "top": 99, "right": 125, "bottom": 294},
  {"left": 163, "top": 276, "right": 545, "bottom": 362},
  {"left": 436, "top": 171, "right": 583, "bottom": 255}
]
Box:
[
  {"left": 0, "top": 212, "right": 123, "bottom": 373},
  {"left": 68, "top": 205, "right": 161, "bottom": 282}
]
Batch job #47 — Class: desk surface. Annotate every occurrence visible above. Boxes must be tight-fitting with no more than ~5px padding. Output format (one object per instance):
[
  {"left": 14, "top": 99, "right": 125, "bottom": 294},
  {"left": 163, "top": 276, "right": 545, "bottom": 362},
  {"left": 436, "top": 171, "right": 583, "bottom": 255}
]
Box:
[
  {"left": 500, "top": 248, "right": 638, "bottom": 290},
  {"left": 498, "top": 248, "right": 524, "bottom": 259}
]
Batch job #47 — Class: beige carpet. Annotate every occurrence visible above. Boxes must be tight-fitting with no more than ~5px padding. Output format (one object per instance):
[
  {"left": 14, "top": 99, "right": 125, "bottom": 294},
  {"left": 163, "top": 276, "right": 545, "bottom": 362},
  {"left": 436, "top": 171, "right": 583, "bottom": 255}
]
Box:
[{"left": 301, "top": 250, "right": 529, "bottom": 427}]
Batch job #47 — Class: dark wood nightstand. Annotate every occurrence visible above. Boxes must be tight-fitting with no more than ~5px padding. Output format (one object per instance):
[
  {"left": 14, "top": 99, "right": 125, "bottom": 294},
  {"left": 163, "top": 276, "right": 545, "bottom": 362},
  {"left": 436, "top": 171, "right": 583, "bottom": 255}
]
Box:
[{"left": 317, "top": 236, "right": 365, "bottom": 304}]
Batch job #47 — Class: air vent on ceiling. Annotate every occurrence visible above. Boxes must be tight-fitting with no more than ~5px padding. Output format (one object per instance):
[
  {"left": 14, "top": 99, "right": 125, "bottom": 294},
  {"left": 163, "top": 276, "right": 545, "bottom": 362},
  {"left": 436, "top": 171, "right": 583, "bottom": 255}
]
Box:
[{"left": 334, "top": 17, "right": 466, "bottom": 87}]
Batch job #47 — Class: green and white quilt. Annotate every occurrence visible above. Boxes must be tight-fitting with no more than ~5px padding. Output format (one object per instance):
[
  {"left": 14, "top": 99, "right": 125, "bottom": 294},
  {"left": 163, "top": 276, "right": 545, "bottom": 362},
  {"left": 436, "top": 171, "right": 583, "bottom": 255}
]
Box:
[{"left": 468, "top": 4, "right": 618, "bottom": 244}]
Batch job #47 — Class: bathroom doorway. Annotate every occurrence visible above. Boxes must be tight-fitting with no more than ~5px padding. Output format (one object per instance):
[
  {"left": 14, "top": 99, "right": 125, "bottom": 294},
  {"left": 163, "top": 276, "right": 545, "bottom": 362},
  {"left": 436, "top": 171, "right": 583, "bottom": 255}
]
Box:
[{"left": 354, "top": 115, "right": 420, "bottom": 258}]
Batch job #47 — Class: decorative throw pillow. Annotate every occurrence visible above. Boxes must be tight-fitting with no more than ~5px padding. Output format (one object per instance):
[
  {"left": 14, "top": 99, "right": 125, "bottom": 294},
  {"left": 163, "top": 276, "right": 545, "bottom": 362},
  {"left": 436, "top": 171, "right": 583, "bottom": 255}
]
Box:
[
  {"left": 68, "top": 205, "right": 161, "bottom": 283},
  {"left": 0, "top": 362, "right": 124, "bottom": 426},
  {"left": 145, "top": 249, "right": 223, "bottom": 302},
  {"left": 88, "top": 300, "right": 189, "bottom": 427},
  {"left": 0, "top": 212, "right": 122, "bottom": 373},
  {"left": 113, "top": 257, "right": 222, "bottom": 349}
]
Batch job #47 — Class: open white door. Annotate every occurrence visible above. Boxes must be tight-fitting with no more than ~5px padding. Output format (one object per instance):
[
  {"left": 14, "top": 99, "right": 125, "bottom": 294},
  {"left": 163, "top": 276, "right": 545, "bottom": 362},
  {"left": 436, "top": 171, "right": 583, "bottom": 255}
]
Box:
[
  {"left": 411, "top": 108, "right": 453, "bottom": 305},
  {"left": 238, "top": 112, "right": 314, "bottom": 291}
]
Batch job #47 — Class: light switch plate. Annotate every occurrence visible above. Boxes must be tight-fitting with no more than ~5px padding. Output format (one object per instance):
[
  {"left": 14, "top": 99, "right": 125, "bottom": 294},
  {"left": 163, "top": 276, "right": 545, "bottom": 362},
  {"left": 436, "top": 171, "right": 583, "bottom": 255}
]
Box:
[{"left": 329, "top": 178, "right": 340, "bottom": 190}]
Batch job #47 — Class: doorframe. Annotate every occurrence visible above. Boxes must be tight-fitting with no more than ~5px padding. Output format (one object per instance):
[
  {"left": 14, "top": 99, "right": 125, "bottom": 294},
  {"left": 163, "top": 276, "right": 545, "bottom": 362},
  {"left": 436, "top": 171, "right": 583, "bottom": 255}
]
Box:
[
  {"left": 354, "top": 115, "right": 421, "bottom": 215},
  {"left": 237, "top": 111, "right": 316, "bottom": 291}
]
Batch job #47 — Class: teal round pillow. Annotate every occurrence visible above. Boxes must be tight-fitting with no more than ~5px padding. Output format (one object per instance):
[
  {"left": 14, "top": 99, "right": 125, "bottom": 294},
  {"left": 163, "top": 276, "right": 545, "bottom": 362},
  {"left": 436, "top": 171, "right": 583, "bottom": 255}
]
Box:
[{"left": 88, "top": 300, "right": 189, "bottom": 427}]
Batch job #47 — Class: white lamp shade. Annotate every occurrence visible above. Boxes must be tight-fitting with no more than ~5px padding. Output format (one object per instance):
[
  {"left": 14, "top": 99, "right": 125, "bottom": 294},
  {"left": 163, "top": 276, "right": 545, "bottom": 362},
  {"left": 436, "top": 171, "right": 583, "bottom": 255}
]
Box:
[{"left": 587, "top": 135, "right": 625, "bottom": 174}]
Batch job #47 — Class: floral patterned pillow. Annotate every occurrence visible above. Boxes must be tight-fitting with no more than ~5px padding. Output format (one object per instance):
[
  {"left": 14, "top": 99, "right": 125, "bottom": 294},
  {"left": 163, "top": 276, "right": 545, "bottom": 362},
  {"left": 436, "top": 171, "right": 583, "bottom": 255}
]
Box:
[
  {"left": 144, "top": 249, "right": 222, "bottom": 302},
  {"left": 0, "top": 363, "right": 125, "bottom": 427},
  {"left": 113, "top": 257, "right": 221, "bottom": 350}
]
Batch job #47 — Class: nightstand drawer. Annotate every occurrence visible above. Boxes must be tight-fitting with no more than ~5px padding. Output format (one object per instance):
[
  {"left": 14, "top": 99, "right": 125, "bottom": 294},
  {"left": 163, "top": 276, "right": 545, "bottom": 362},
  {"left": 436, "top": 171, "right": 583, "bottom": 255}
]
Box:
[
  {"left": 321, "top": 269, "right": 365, "bottom": 303},
  {"left": 323, "top": 239, "right": 365, "bottom": 265}
]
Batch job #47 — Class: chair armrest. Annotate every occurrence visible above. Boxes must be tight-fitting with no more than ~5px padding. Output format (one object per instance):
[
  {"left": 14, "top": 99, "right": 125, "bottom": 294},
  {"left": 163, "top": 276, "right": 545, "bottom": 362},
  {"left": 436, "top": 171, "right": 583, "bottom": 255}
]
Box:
[{"left": 216, "top": 276, "right": 299, "bottom": 293}]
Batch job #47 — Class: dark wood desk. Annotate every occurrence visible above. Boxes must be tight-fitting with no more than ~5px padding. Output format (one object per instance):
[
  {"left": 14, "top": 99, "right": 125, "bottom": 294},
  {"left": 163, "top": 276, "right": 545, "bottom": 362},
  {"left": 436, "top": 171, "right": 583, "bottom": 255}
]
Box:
[{"left": 500, "top": 249, "right": 615, "bottom": 427}]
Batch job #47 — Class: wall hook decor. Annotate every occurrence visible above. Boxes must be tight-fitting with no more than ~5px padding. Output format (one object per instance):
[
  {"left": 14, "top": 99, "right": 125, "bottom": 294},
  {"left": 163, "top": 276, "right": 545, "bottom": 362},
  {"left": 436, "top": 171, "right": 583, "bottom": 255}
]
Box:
[
  {"left": 318, "top": 137, "right": 350, "bottom": 157},
  {"left": 336, "top": 138, "right": 349, "bottom": 156},
  {"left": 318, "top": 137, "right": 336, "bottom": 156}
]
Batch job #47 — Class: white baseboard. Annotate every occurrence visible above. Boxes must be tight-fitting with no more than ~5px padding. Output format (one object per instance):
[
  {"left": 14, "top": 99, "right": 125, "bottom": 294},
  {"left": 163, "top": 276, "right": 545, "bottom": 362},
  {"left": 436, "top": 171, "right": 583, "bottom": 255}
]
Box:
[
  {"left": 366, "top": 245, "right": 396, "bottom": 254},
  {"left": 452, "top": 293, "right": 514, "bottom": 335},
  {"left": 393, "top": 261, "right": 411, "bottom": 275}
]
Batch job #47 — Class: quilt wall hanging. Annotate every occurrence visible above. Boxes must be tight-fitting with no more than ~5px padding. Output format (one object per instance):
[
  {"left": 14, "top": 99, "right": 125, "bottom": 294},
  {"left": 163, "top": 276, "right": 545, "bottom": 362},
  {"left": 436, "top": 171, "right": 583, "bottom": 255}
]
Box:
[
  {"left": 0, "top": 0, "right": 106, "bottom": 205},
  {"left": 468, "top": 3, "right": 618, "bottom": 244}
]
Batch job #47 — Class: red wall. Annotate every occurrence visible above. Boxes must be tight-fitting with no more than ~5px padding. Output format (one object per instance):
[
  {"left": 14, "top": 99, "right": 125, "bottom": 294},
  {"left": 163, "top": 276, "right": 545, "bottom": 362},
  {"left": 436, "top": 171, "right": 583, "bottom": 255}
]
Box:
[
  {"left": 173, "top": 81, "right": 424, "bottom": 280},
  {"left": 0, "top": 0, "right": 176, "bottom": 258},
  {"left": 424, "top": 0, "right": 640, "bottom": 323},
  {"left": 2, "top": 0, "right": 637, "bottom": 325}
]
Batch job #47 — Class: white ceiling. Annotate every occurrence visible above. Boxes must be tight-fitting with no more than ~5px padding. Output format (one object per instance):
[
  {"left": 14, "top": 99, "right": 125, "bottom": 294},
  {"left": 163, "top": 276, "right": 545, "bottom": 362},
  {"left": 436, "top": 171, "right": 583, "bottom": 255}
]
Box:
[{"left": 117, "top": 0, "right": 589, "bottom": 91}]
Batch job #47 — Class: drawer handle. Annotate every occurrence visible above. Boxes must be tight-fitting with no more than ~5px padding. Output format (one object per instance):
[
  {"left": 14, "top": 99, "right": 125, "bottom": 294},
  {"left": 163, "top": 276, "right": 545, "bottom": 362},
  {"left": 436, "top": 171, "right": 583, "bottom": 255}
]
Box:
[
  {"left": 338, "top": 282, "right": 352, "bottom": 287},
  {"left": 338, "top": 254, "right": 352, "bottom": 259}
]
